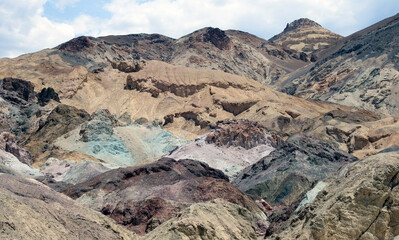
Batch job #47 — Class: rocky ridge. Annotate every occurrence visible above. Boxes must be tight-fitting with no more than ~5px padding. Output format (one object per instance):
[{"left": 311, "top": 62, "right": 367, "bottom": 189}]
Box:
[
  {"left": 279, "top": 13, "right": 399, "bottom": 115},
  {"left": 53, "top": 27, "right": 312, "bottom": 84}
]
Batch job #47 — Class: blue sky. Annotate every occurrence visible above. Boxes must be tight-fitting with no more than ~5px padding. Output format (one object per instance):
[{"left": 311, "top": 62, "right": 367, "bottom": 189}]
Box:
[{"left": 0, "top": 0, "right": 398, "bottom": 58}]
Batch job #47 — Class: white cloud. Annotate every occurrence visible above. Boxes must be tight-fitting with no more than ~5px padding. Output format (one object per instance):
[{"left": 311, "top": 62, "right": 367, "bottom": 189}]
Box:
[
  {"left": 0, "top": 0, "right": 398, "bottom": 58},
  {"left": 53, "top": 0, "right": 81, "bottom": 10},
  {"left": 96, "top": 0, "right": 392, "bottom": 39},
  {"left": 0, "top": 0, "right": 75, "bottom": 57}
]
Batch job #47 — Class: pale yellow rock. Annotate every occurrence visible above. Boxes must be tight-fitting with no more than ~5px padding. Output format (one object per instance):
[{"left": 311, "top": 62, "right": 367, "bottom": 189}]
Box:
[
  {"left": 273, "top": 151, "right": 399, "bottom": 240},
  {"left": 143, "top": 199, "right": 259, "bottom": 240}
]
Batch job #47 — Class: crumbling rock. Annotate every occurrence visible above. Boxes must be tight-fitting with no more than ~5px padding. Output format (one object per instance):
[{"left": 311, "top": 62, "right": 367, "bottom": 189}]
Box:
[
  {"left": 163, "top": 111, "right": 210, "bottom": 129},
  {"left": 205, "top": 119, "right": 281, "bottom": 149},
  {"left": 79, "top": 109, "right": 118, "bottom": 142},
  {"left": 112, "top": 60, "right": 145, "bottom": 73},
  {"left": 202, "top": 27, "right": 232, "bottom": 50},
  {"left": 0, "top": 173, "right": 137, "bottom": 240},
  {"left": 144, "top": 199, "right": 259, "bottom": 240}
]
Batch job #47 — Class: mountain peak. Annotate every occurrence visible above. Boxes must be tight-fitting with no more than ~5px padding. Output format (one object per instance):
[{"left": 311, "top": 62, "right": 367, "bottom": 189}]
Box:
[
  {"left": 270, "top": 18, "right": 342, "bottom": 54},
  {"left": 283, "top": 18, "right": 321, "bottom": 32}
]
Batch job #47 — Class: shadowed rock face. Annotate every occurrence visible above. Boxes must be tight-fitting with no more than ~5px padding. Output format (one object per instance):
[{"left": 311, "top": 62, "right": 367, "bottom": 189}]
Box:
[
  {"left": 273, "top": 150, "right": 399, "bottom": 240},
  {"left": 38, "top": 87, "right": 60, "bottom": 106},
  {"left": 200, "top": 27, "right": 232, "bottom": 50},
  {"left": 233, "top": 134, "right": 357, "bottom": 205},
  {"left": 31, "top": 104, "right": 90, "bottom": 144},
  {"left": 64, "top": 158, "right": 266, "bottom": 235},
  {"left": 0, "top": 78, "right": 37, "bottom": 105},
  {"left": 58, "top": 36, "right": 95, "bottom": 53},
  {"left": 0, "top": 173, "right": 137, "bottom": 240}
]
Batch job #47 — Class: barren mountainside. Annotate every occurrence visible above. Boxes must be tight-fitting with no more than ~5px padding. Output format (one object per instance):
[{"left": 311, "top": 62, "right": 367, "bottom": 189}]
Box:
[{"left": 279, "top": 14, "right": 399, "bottom": 115}]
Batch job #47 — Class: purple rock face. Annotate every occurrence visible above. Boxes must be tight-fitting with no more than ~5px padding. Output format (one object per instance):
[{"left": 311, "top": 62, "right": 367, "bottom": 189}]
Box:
[{"left": 0, "top": 132, "right": 32, "bottom": 166}]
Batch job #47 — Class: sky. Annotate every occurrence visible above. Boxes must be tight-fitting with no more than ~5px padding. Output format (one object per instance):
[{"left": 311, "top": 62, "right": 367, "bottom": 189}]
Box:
[{"left": 0, "top": 0, "right": 398, "bottom": 58}]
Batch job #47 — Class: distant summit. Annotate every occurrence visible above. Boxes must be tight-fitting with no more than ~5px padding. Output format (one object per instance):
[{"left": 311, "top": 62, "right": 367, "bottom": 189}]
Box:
[
  {"left": 270, "top": 18, "right": 342, "bottom": 55},
  {"left": 283, "top": 18, "right": 321, "bottom": 32}
]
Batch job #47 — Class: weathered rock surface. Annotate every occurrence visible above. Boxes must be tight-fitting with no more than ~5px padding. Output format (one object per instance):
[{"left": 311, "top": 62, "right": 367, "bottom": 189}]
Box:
[
  {"left": 0, "top": 149, "right": 41, "bottom": 176},
  {"left": 144, "top": 199, "right": 258, "bottom": 240},
  {"left": 79, "top": 108, "right": 118, "bottom": 142},
  {"left": 111, "top": 60, "right": 145, "bottom": 73},
  {"left": 0, "top": 173, "right": 137, "bottom": 240},
  {"left": 233, "top": 134, "right": 357, "bottom": 205},
  {"left": 0, "top": 132, "right": 32, "bottom": 166},
  {"left": 280, "top": 13, "right": 399, "bottom": 115},
  {"left": 205, "top": 119, "right": 281, "bottom": 149},
  {"left": 55, "top": 120, "right": 188, "bottom": 167},
  {"left": 39, "top": 157, "right": 110, "bottom": 185},
  {"left": 168, "top": 119, "right": 279, "bottom": 177},
  {"left": 64, "top": 158, "right": 267, "bottom": 236},
  {"left": 273, "top": 150, "right": 399, "bottom": 240},
  {"left": 24, "top": 104, "right": 91, "bottom": 162},
  {"left": 270, "top": 18, "right": 342, "bottom": 56},
  {"left": 0, "top": 77, "right": 37, "bottom": 105}
]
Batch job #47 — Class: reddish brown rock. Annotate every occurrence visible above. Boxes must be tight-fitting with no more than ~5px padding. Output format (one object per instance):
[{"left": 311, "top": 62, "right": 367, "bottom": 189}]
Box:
[
  {"left": 64, "top": 158, "right": 266, "bottom": 235},
  {"left": 205, "top": 119, "right": 281, "bottom": 149}
]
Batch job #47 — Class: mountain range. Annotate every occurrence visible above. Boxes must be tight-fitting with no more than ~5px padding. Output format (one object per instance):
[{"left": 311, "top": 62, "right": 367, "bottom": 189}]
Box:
[{"left": 0, "top": 13, "right": 398, "bottom": 240}]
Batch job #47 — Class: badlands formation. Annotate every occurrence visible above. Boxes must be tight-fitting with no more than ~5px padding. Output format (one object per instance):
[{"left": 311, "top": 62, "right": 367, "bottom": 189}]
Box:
[{"left": 0, "top": 13, "right": 398, "bottom": 240}]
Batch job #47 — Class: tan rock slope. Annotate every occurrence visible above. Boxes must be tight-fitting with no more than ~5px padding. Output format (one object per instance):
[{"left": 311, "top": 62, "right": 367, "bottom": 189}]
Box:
[
  {"left": 0, "top": 48, "right": 339, "bottom": 137},
  {"left": 0, "top": 173, "right": 137, "bottom": 240},
  {"left": 273, "top": 149, "right": 399, "bottom": 240},
  {"left": 270, "top": 18, "right": 342, "bottom": 56}
]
